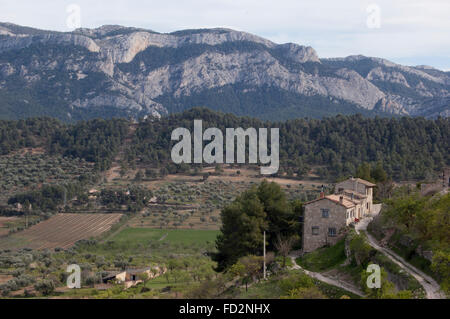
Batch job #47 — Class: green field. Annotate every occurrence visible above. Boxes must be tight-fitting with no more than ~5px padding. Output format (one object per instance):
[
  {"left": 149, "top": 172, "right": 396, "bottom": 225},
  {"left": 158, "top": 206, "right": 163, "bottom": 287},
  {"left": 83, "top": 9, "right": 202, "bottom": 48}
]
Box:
[
  {"left": 296, "top": 239, "right": 347, "bottom": 272},
  {"left": 111, "top": 228, "right": 219, "bottom": 246},
  {"left": 74, "top": 227, "right": 221, "bottom": 262}
]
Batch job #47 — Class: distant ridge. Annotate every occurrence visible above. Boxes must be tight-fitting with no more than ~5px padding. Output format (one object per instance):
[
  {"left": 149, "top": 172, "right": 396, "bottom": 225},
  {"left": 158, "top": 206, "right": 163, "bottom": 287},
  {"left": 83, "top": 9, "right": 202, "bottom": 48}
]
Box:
[{"left": 0, "top": 22, "right": 448, "bottom": 121}]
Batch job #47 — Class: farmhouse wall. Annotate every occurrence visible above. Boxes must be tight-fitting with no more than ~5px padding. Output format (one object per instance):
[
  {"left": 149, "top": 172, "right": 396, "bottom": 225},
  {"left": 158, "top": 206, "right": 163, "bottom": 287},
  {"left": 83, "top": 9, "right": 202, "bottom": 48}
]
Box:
[{"left": 303, "top": 199, "right": 348, "bottom": 253}]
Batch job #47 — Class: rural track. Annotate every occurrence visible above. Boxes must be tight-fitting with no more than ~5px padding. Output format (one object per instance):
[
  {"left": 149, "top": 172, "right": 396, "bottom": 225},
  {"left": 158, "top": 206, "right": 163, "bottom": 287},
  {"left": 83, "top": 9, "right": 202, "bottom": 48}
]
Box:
[
  {"left": 99, "top": 208, "right": 147, "bottom": 244},
  {"left": 364, "top": 231, "right": 445, "bottom": 299},
  {"left": 356, "top": 205, "right": 446, "bottom": 299},
  {"left": 158, "top": 233, "right": 168, "bottom": 241},
  {"left": 103, "top": 123, "right": 137, "bottom": 182},
  {"left": 290, "top": 255, "right": 365, "bottom": 297}
]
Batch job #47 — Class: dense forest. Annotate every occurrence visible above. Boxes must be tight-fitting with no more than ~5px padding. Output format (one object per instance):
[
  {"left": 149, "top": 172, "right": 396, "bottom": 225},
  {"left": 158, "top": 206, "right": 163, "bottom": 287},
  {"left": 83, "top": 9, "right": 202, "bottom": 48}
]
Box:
[
  {"left": 0, "top": 108, "right": 448, "bottom": 180},
  {"left": 0, "top": 117, "right": 128, "bottom": 170},
  {"left": 127, "top": 108, "right": 449, "bottom": 181}
]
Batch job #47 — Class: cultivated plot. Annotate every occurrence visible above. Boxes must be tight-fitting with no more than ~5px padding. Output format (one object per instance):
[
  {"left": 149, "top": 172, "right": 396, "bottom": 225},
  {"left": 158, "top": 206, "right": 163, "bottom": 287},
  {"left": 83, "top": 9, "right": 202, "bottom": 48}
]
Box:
[{"left": 0, "top": 213, "right": 122, "bottom": 250}]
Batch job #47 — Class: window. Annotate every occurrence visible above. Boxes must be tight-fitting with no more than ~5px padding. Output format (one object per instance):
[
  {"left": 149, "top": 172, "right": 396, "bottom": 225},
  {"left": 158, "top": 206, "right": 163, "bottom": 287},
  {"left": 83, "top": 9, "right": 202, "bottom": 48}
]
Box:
[
  {"left": 321, "top": 209, "right": 329, "bottom": 218},
  {"left": 328, "top": 228, "right": 336, "bottom": 237},
  {"left": 312, "top": 227, "right": 319, "bottom": 235},
  {"left": 367, "top": 203, "right": 369, "bottom": 209}
]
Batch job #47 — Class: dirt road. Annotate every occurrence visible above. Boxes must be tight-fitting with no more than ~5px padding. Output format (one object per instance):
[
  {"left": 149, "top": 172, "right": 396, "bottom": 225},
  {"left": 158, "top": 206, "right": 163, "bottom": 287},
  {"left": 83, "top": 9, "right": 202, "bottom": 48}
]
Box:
[
  {"left": 290, "top": 256, "right": 364, "bottom": 297},
  {"left": 356, "top": 204, "right": 445, "bottom": 299}
]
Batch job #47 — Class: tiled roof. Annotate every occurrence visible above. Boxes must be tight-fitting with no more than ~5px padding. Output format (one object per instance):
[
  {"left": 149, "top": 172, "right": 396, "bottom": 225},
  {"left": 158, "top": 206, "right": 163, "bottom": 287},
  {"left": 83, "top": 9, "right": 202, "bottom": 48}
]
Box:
[
  {"left": 102, "top": 271, "right": 120, "bottom": 279},
  {"left": 342, "top": 189, "right": 367, "bottom": 198},
  {"left": 125, "top": 268, "right": 151, "bottom": 275},
  {"left": 305, "top": 195, "right": 357, "bottom": 209},
  {"left": 325, "top": 194, "right": 357, "bottom": 208},
  {"left": 353, "top": 178, "right": 376, "bottom": 187}
]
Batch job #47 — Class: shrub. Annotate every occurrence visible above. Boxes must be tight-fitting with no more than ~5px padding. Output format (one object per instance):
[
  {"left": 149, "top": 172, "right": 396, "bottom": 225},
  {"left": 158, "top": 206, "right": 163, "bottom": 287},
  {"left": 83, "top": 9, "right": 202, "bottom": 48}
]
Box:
[
  {"left": 278, "top": 272, "right": 315, "bottom": 294},
  {"left": 34, "top": 279, "right": 55, "bottom": 296},
  {"left": 283, "top": 286, "right": 327, "bottom": 299},
  {"left": 349, "top": 234, "right": 375, "bottom": 267}
]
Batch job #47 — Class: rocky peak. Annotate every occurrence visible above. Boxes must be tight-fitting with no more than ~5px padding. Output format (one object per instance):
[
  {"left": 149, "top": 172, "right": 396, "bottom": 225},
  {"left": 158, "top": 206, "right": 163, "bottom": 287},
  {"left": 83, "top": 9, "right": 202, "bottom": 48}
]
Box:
[
  {"left": 0, "top": 22, "right": 448, "bottom": 120},
  {"left": 276, "top": 43, "right": 320, "bottom": 63}
]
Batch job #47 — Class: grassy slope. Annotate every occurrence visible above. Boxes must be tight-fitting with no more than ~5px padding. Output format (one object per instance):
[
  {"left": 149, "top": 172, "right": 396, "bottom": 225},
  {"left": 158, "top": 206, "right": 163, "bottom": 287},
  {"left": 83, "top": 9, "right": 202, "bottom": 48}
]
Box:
[
  {"left": 367, "top": 213, "right": 435, "bottom": 278},
  {"left": 296, "top": 239, "right": 347, "bottom": 272},
  {"left": 111, "top": 228, "right": 219, "bottom": 246},
  {"left": 295, "top": 234, "right": 425, "bottom": 298},
  {"left": 234, "top": 269, "right": 360, "bottom": 299}
]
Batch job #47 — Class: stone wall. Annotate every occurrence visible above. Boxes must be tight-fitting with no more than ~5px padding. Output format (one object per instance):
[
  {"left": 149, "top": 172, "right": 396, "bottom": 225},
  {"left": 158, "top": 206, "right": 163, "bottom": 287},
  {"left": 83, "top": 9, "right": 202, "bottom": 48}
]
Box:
[
  {"left": 303, "top": 199, "right": 348, "bottom": 253},
  {"left": 336, "top": 179, "right": 374, "bottom": 216},
  {"left": 336, "top": 179, "right": 367, "bottom": 195}
]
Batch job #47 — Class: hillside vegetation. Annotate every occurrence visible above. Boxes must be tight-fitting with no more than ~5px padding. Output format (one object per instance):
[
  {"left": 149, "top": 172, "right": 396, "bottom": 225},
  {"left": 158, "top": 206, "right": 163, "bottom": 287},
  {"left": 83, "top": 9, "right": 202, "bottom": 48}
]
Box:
[
  {"left": 1, "top": 109, "right": 448, "bottom": 182},
  {"left": 127, "top": 108, "right": 449, "bottom": 180},
  {"left": 368, "top": 189, "right": 450, "bottom": 294}
]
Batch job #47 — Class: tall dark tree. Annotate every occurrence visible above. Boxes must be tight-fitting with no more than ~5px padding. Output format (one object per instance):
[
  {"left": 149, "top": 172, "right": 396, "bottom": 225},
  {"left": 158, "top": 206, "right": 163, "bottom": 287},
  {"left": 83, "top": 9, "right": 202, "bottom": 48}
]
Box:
[
  {"left": 213, "top": 188, "right": 267, "bottom": 271},
  {"left": 213, "top": 181, "right": 304, "bottom": 271},
  {"left": 256, "top": 180, "right": 298, "bottom": 248}
]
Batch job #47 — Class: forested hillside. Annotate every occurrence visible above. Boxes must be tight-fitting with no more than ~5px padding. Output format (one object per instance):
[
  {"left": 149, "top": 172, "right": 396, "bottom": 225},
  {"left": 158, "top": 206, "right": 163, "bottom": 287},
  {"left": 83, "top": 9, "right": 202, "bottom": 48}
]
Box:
[
  {"left": 0, "top": 108, "right": 448, "bottom": 180},
  {"left": 126, "top": 108, "right": 449, "bottom": 180},
  {"left": 0, "top": 117, "right": 128, "bottom": 170}
]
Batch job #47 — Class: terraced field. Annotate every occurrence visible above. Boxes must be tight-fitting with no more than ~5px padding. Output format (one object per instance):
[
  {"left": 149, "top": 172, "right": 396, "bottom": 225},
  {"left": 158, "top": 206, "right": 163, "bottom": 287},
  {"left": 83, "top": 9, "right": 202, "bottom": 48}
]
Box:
[
  {"left": 0, "top": 153, "right": 94, "bottom": 201},
  {"left": 0, "top": 217, "right": 18, "bottom": 236},
  {"left": 0, "top": 213, "right": 122, "bottom": 250}
]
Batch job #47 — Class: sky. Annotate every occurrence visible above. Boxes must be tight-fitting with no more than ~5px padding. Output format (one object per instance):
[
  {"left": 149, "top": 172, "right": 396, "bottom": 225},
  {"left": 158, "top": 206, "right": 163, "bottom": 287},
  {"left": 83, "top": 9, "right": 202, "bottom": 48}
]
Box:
[{"left": 1, "top": 0, "right": 449, "bottom": 71}]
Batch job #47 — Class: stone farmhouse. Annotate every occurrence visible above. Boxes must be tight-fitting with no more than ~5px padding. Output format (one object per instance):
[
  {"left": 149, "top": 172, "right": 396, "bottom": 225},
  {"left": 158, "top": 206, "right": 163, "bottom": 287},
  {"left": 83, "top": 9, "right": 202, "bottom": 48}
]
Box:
[
  {"left": 302, "top": 177, "right": 376, "bottom": 253},
  {"left": 103, "top": 266, "right": 167, "bottom": 289}
]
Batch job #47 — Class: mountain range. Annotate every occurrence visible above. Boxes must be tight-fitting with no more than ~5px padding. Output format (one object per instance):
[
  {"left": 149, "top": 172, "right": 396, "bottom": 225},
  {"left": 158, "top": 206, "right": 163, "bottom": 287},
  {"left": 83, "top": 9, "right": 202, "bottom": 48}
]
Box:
[{"left": 0, "top": 22, "right": 449, "bottom": 121}]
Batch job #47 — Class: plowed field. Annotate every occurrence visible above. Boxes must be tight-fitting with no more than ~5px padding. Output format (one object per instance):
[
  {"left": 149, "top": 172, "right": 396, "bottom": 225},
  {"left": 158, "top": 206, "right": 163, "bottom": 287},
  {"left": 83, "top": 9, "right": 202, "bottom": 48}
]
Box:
[{"left": 0, "top": 213, "right": 122, "bottom": 250}]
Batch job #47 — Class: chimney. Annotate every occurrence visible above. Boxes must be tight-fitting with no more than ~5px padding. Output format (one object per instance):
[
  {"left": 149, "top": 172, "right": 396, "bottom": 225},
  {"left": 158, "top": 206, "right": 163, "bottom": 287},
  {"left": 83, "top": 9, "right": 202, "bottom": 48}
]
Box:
[
  {"left": 320, "top": 192, "right": 325, "bottom": 199},
  {"left": 339, "top": 196, "right": 344, "bottom": 204}
]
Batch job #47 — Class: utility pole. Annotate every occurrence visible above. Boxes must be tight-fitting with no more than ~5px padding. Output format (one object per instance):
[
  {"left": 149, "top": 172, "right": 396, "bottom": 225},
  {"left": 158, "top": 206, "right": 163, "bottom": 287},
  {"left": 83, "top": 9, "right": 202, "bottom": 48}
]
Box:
[
  {"left": 63, "top": 187, "right": 67, "bottom": 207},
  {"left": 443, "top": 170, "right": 446, "bottom": 189},
  {"left": 24, "top": 202, "right": 30, "bottom": 228},
  {"left": 263, "top": 230, "right": 266, "bottom": 280},
  {"left": 61, "top": 184, "right": 67, "bottom": 213}
]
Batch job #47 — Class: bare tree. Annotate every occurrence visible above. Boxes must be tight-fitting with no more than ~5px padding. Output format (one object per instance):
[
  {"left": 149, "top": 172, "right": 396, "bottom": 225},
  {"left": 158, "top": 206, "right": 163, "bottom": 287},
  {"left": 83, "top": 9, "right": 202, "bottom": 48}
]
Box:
[
  {"left": 137, "top": 271, "right": 151, "bottom": 291},
  {"left": 377, "top": 180, "right": 394, "bottom": 200},
  {"left": 274, "top": 234, "right": 296, "bottom": 268}
]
